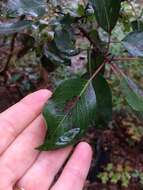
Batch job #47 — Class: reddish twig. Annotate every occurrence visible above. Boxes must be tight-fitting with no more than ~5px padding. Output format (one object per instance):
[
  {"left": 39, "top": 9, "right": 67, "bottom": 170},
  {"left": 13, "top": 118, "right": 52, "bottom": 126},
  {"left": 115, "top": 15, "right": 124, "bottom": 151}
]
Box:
[{"left": 0, "top": 33, "right": 18, "bottom": 74}]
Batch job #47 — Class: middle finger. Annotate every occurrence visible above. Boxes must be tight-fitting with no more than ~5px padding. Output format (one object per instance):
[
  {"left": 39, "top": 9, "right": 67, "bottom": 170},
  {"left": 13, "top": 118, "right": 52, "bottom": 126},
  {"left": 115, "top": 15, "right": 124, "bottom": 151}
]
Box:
[{"left": 17, "top": 146, "right": 72, "bottom": 190}]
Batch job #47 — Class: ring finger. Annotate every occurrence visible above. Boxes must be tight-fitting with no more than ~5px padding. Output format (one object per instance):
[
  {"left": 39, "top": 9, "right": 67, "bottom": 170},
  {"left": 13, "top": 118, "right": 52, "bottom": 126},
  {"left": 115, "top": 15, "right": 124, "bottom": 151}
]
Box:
[{"left": 16, "top": 146, "right": 72, "bottom": 190}]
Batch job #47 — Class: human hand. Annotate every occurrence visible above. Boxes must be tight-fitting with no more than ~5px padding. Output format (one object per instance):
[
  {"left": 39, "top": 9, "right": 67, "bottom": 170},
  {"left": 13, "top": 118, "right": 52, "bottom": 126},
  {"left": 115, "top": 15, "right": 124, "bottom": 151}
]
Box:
[{"left": 0, "top": 90, "right": 92, "bottom": 190}]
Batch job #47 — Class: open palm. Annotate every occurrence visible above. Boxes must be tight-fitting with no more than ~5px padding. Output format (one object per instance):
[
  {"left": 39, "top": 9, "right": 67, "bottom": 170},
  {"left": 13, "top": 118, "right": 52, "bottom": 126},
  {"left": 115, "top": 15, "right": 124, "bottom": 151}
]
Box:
[{"left": 0, "top": 90, "right": 92, "bottom": 190}]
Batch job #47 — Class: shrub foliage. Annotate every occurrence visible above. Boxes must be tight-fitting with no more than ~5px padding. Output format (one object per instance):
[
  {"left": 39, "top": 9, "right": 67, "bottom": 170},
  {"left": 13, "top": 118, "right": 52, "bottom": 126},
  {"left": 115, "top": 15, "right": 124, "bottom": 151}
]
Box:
[{"left": 0, "top": 0, "right": 143, "bottom": 150}]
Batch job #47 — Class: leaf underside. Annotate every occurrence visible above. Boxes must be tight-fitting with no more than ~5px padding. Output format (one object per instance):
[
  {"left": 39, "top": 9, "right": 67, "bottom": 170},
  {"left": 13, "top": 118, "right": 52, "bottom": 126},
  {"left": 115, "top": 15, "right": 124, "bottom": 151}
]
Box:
[
  {"left": 120, "top": 75, "right": 143, "bottom": 112},
  {"left": 122, "top": 32, "right": 143, "bottom": 57}
]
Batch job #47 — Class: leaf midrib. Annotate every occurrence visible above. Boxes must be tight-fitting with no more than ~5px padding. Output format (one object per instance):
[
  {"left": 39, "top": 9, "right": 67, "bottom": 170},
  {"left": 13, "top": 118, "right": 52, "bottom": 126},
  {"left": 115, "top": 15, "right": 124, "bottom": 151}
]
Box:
[{"left": 50, "top": 80, "right": 92, "bottom": 139}]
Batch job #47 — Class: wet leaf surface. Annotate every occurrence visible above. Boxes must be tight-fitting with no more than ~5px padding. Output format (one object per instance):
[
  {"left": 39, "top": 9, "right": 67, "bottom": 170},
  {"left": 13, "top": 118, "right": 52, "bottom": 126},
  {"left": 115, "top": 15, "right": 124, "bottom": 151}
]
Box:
[
  {"left": 122, "top": 32, "right": 143, "bottom": 57},
  {"left": 38, "top": 78, "right": 97, "bottom": 150},
  {"left": 0, "top": 20, "right": 32, "bottom": 35},
  {"left": 120, "top": 75, "right": 143, "bottom": 112},
  {"left": 93, "top": 75, "right": 112, "bottom": 126},
  {"left": 90, "top": 0, "right": 121, "bottom": 32}
]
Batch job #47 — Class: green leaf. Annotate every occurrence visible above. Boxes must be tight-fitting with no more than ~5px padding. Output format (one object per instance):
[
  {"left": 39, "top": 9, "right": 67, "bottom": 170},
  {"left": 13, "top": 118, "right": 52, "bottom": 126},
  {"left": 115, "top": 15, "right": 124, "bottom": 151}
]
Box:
[
  {"left": 119, "top": 11, "right": 131, "bottom": 32},
  {"left": 87, "top": 49, "right": 105, "bottom": 77},
  {"left": 44, "top": 41, "right": 71, "bottom": 66},
  {"left": 0, "top": 20, "right": 32, "bottom": 35},
  {"left": 54, "top": 27, "right": 79, "bottom": 56},
  {"left": 7, "top": 0, "right": 46, "bottom": 17},
  {"left": 93, "top": 75, "right": 112, "bottom": 125},
  {"left": 98, "top": 172, "right": 109, "bottom": 184},
  {"left": 110, "top": 173, "right": 121, "bottom": 184},
  {"left": 120, "top": 75, "right": 143, "bottom": 112},
  {"left": 59, "top": 13, "right": 77, "bottom": 26},
  {"left": 90, "top": 0, "right": 121, "bottom": 32},
  {"left": 86, "top": 49, "right": 112, "bottom": 126},
  {"left": 17, "top": 33, "right": 35, "bottom": 58},
  {"left": 77, "top": 4, "right": 85, "bottom": 17},
  {"left": 89, "top": 29, "right": 100, "bottom": 43},
  {"left": 38, "top": 78, "right": 96, "bottom": 150},
  {"left": 40, "top": 55, "right": 57, "bottom": 73},
  {"left": 131, "top": 20, "right": 143, "bottom": 32},
  {"left": 122, "top": 32, "right": 143, "bottom": 57}
]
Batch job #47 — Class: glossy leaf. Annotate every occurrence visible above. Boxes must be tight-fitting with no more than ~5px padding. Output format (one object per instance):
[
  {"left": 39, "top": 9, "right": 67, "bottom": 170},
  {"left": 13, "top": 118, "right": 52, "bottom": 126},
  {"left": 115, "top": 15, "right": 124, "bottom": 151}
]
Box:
[
  {"left": 40, "top": 55, "right": 58, "bottom": 73},
  {"left": 58, "top": 13, "right": 77, "bottom": 27},
  {"left": 0, "top": 20, "right": 32, "bottom": 35},
  {"left": 122, "top": 32, "right": 143, "bottom": 57},
  {"left": 43, "top": 41, "right": 71, "bottom": 66},
  {"left": 7, "top": 0, "right": 46, "bottom": 17},
  {"left": 93, "top": 75, "right": 112, "bottom": 125},
  {"left": 90, "top": 0, "right": 121, "bottom": 32},
  {"left": 120, "top": 75, "right": 143, "bottom": 112},
  {"left": 38, "top": 78, "right": 96, "bottom": 150},
  {"left": 131, "top": 20, "right": 143, "bottom": 32},
  {"left": 54, "top": 27, "right": 79, "bottom": 56},
  {"left": 89, "top": 29, "right": 101, "bottom": 44},
  {"left": 17, "top": 33, "right": 35, "bottom": 58},
  {"left": 87, "top": 49, "right": 105, "bottom": 76},
  {"left": 87, "top": 48, "right": 111, "bottom": 126}
]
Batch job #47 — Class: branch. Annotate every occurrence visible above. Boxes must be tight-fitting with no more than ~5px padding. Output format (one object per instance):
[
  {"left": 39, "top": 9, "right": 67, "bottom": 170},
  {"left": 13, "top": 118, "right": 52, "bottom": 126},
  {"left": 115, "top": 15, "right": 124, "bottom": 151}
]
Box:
[
  {"left": 0, "top": 33, "right": 18, "bottom": 74},
  {"left": 110, "top": 41, "right": 121, "bottom": 44},
  {"left": 109, "top": 62, "right": 127, "bottom": 79},
  {"left": 106, "top": 32, "right": 111, "bottom": 54},
  {"left": 113, "top": 57, "right": 143, "bottom": 61},
  {"left": 78, "top": 26, "right": 100, "bottom": 52},
  {"left": 79, "top": 62, "right": 105, "bottom": 96},
  {"left": 0, "top": 15, "right": 25, "bottom": 75},
  {"left": 0, "top": 48, "right": 9, "bottom": 55}
]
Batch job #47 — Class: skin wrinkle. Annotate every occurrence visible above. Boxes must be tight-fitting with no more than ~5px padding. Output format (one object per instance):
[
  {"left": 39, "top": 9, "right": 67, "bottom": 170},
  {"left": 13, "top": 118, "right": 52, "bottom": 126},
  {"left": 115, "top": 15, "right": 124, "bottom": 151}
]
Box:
[
  {"left": 51, "top": 142, "right": 92, "bottom": 190},
  {"left": 0, "top": 90, "right": 51, "bottom": 155},
  {"left": 0, "top": 117, "right": 18, "bottom": 155},
  {"left": 0, "top": 90, "right": 92, "bottom": 190},
  {"left": 0, "top": 116, "right": 46, "bottom": 189},
  {"left": 18, "top": 101, "right": 38, "bottom": 120},
  {"left": 0, "top": 161, "right": 15, "bottom": 189},
  {"left": 17, "top": 146, "right": 73, "bottom": 190},
  {"left": 0, "top": 142, "right": 41, "bottom": 188},
  {"left": 0, "top": 116, "right": 18, "bottom": 138}
]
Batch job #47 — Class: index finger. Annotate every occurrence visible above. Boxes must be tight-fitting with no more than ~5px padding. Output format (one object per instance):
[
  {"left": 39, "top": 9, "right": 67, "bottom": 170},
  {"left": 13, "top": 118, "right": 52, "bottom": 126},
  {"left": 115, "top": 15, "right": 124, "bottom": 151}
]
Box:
[{"left": 0, "top": 89, "right": 52, "bottom": 154}]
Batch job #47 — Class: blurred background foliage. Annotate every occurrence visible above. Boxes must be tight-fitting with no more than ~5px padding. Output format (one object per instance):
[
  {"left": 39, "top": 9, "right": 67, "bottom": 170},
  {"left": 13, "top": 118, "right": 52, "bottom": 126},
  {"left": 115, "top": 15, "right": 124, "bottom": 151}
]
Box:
[
  {"left": 0, "top": 0, "right": 143, "bottom": 189},
  {"left": 0, "top": 0, "right": 142, "bottom": 112}
]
